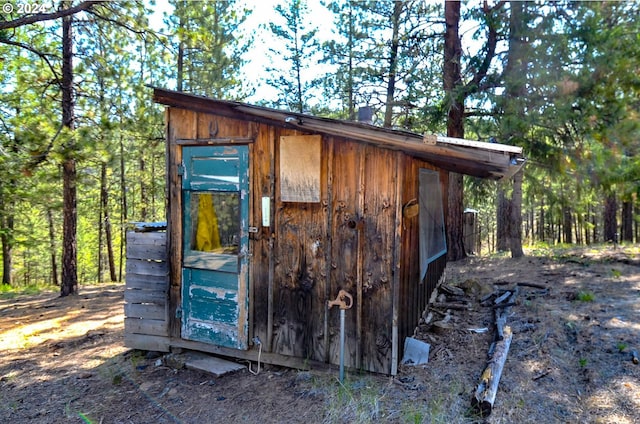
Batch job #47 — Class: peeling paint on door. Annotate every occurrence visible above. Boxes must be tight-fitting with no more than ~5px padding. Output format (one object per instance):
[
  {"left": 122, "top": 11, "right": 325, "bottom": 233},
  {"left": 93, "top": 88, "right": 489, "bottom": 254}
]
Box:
[{"left": 181, "top": 145, "right": 249, "bottom": 350}]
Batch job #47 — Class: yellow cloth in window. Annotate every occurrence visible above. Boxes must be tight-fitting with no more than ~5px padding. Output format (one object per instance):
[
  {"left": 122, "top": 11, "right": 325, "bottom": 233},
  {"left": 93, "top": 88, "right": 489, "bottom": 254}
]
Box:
[{"left": 195, "top": 194, "right": 221, "bottom": 252}]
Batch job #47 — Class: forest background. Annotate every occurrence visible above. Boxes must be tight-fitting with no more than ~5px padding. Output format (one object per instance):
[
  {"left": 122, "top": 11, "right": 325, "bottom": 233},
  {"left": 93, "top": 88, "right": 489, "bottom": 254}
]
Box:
[{"left": 0, "top": 0, "right": 639, "bottom": 295}]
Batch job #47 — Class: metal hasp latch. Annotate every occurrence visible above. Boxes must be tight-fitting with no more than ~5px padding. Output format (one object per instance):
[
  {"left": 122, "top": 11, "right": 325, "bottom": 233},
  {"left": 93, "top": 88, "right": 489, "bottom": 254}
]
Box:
[{"left": 328, "top": 289, "right": 353, "bottom": 383}]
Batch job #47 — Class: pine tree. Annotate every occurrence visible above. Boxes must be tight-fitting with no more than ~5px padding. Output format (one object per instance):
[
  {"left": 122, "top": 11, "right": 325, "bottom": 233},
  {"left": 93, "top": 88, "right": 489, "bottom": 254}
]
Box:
[{"left": 267, "top": 0, "right": 318, "bottom": 112}]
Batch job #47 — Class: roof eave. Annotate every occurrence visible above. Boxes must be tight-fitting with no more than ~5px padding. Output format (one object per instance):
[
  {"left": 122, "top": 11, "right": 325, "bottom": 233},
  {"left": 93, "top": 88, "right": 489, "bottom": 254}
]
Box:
[{"left": 152, "top": 87, "right": 525, "bottom": 180}]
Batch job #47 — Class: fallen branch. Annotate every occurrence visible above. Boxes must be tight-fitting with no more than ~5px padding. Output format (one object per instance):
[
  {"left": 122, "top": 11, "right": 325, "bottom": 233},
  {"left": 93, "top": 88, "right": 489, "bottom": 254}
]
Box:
[
  {"left": 431, "top": 301, "right": 470, "bottom": 310},
  {"left": 472, "top": 326, "right": 513, "bottom": 416},
  {"left": 494, "top": 291, "right": 512, "bottom": 305},
  {"left": 495, "top": 288, "right": 518, "bottom": 340},
  {"left": 517, "top": 282, "right": 547, "bottom": 290},
  {"left": 532, "top": 368, "right": 551, "bottom": 381}
]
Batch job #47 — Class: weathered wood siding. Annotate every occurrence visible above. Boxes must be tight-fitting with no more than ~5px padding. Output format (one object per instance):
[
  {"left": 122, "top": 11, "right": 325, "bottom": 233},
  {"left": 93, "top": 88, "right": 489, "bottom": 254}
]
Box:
[
  {"left": 163, "top": 106, "right": 448, "bottom": 375},
  {"left": 124, "top": 230, "right": 170, "bottom": 352}
]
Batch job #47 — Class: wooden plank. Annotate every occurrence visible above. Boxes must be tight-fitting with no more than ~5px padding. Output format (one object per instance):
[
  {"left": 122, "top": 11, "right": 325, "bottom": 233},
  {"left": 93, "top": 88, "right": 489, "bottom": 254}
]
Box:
[
  {"left": 361, "top": 145, "right": 396, "bottom": 374},
  {"left": 124, "top": 289, "right": 167, "bottom": 304},
  {"left": 323, "top": 137, "right": 334, "bottom": 363},
  {"left": 249, "top": 123, "right": 274, "bottom": 352},
  {"left": 126, "top": 243, "right": 167, "bottom": 261},
  {"left": 125, "top": 302, "right": 167, "bottom": 320},
  {"left": 124, "top": 332, "right": 170, "bottom": 352},
  {"left": 183, "top": 351, "right": 245, "bottom": 377},
  {"left": 197, "top": 110, "right": 249, "bottom": 139},
  {"left": 176, "top": 138, "right": 254, "bottom": 145},
  {"left": 167, "top": 108, "right": 192, "bottom": 339},
  {"left": 436, "top": 135, "right": 523, "bottom": 154},
  {"left": 125, "top": 318, "right": 169, "bottom": 337},
  {"left": 127, "top": 231, "right": 167, "bottom": 246},
  {"left": 328, "top": 140, "right": 360, "bottom": 369},
  {"left": 356, "top": 141, "right": 365, "bottom": 371},
  {"left": 391, "top": 153, "right": 403, "bottom": 376},
  {"left": 125, "top": 274, "right": 169, "bottom": 290},
  {"left": 271, "top": 128, "right": 328, "bottom": 362},
  {"left": 170, "top": 337, "right": 337, "bottom": 373},
  {"left": 126, "top": 259, "right": 168, "bottom": 277}
]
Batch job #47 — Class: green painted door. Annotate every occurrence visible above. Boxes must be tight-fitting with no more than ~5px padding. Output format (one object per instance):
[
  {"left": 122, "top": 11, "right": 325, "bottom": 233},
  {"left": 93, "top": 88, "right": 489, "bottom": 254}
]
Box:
[{"left": 181, "top": 145, "right": 250, "bottom": 350}]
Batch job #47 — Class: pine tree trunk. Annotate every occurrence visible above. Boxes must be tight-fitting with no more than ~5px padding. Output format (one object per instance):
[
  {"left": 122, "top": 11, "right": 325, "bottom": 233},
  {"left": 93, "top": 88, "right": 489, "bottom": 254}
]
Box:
[
  {"left": 61, "top": 159, "right": 78, "bottom": 296},
  {"left": 633, "top": 204, "right": 640, "bottom": 243},
  {"left": 176, "top": 1, "right": 185, "bottom": 91},
  {"left": 1, "top": 195, "right": 13, "bottom": 286},
  {"left": 383, "top": 1, "right": 402, "bottom": 128},
  {"left": 444, "top": 0, "right": 466, "bottom": 261},
  {"left": 46, "top": 208, "right": 59, "bottom": 287},
  {"left": 510, "top": 168, "right": 524, "bottom": 257},
  {"left": 60, "top": 7, "right": 78, "bottom": 297},
  {"left": 496, "top": 186, "right": 509, "bottom": 251},
  {"left": 563, "top": 205, "right": 573, "bottom": 244},
  {"left": 101, "top": 162, "right": 117, "bottom": 282},
  {"left": 119, "top": 130, "right": 128, "bottom": 282},
  {"left": 604, "top": 193, "right": 617, "bottom": 243},
  {"left": 621, "top": 200, "right": 633, "bottom": 242},
  {"left": 538, "top": 198, "right": 545, "bottom": 242},
  {"left": 502, "top": 0, "right": 527, "bottom": 256},
  {"left": 140, "top": 157, "right": 148, "bottom": 221}
]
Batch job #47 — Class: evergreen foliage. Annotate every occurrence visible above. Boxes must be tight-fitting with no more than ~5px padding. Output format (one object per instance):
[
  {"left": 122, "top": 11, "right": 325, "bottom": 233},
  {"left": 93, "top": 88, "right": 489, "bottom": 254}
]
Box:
[{"left": 0, "top": 1, "right": 638, "bottom": 286}]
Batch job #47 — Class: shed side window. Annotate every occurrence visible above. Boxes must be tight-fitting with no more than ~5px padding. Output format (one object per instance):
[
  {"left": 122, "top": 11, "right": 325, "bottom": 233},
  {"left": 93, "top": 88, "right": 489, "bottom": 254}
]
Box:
[{"left": 419, "top": 169, "right": 447, "bottom": 281}]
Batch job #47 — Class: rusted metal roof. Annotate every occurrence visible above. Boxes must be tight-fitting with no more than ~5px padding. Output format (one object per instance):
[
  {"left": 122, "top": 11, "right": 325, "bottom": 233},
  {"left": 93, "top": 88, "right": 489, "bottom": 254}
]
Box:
[{"left": 153, "top": 87, "right": 524, "bottom": 180}]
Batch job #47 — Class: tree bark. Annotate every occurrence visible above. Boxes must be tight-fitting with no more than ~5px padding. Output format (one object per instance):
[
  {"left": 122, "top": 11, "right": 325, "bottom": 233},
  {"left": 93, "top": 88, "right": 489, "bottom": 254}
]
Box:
[
  {"left": 46, "top": 208, "right": 59, "bottom": 287},
  {"left": 563, "top": 204, "right": 573, "bottom": 244},
  {"left": 502, "top": 0, "right": 528, "bottom": 257},
  {"left": 383, "top": 1, "right": 403, "bottom": 128},
  {"left": 444, "top": 0, "right": 466, "bottom": 261},
  {"left": 510, "top": 168, "right": 524, "bottom": 257},
  {"left": 604, "top": 193, "right": 617, "bottom": 243},
  {"left": 139, "top": 156, "right": 148, "bottom": 221},
  {"left": 0, "top": 194, "right": 13, "bottom": 286},
  {"left": 101, "top": 162, "right": 117, "bottom": 282},
  {"left": 621, "top": 200, "right": 633, "bottom": 242},
  {"left": 118, "top": 128, "right": 128, "bottom": 282},
  {"left": 60, "top": 5, "right": 77, "bottom": 297},
  {"left": 496, "top": 186, "right": 509, "bottom": 251},
  {"left": 472, "top": 326, "right": 513, "bottom": 416}
]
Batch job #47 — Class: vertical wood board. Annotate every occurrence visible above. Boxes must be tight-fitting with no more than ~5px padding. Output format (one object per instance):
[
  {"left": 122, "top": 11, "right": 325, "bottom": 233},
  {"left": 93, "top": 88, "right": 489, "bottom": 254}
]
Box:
[
  {"left": 272, "top": 130, "right": 328, "bottom": 362},
  {"left": 361, "top": 146, "right": 397, "bottom": 374},
  {"left": 328, "top": 140, "right": 362, "bottom": 369}
]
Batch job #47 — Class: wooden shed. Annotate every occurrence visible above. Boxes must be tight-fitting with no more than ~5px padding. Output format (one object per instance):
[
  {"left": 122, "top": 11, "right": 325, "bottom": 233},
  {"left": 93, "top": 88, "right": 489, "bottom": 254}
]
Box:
[{"left": 126, "top": 87, "right": 523, "bottom": 375}]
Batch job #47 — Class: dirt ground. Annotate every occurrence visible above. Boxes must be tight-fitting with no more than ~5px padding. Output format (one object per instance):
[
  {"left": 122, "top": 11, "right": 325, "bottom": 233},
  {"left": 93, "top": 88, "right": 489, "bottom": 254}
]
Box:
[{"left": 1, "top": 246, "right": 639, "bottom": 423}]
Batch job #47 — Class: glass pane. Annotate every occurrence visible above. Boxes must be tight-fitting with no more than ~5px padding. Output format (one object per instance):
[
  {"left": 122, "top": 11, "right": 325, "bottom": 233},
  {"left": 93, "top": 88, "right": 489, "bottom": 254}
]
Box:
[
  {"left": 190, "top": 192, "right": 240, "bottom": 254},
  {"left": 419, "top": 169, "right": 447, "bottom": 280}
]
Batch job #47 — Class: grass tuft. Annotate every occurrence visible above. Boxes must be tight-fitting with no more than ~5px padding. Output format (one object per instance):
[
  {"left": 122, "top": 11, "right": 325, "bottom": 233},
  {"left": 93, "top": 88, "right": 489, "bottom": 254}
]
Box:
[{"left": 576, "top": 290, "right": 595, "bottom": 302}]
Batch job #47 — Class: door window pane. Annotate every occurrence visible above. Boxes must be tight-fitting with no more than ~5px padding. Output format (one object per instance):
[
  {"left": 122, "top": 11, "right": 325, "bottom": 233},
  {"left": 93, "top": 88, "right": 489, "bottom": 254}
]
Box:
[{"left": 190, "top": 192, "right": 240, "bottom": 254}]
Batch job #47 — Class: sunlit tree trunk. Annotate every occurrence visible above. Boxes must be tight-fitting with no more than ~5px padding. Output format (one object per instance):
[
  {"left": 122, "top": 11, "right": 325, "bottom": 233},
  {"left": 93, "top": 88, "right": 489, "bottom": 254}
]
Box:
[{"left": 61, "top": 5, "right": 78, "bottom": 297}]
